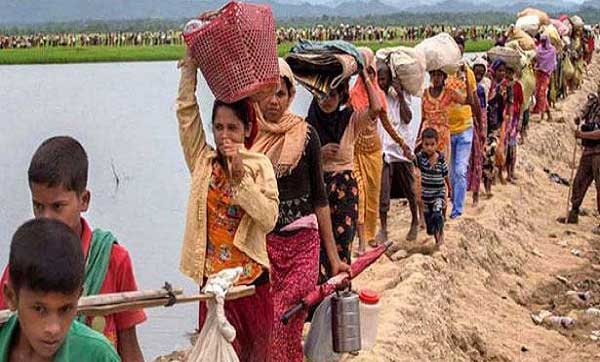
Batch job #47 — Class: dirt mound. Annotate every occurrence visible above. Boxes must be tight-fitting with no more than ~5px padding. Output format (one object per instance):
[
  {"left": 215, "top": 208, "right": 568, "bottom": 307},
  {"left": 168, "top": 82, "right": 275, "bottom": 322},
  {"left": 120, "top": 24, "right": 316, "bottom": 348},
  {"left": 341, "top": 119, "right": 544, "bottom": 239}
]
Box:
[{"left": 346, "top": 56, "right": 600, "bottom": 362}]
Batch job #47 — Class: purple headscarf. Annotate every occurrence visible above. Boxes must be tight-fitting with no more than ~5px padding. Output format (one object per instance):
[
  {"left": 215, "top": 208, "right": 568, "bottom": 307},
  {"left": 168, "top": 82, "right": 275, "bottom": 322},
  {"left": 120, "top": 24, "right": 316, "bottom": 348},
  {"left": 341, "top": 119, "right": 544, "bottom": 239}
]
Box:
[{"left": 536, "top": 35, "right": 557, "bottom": 75}]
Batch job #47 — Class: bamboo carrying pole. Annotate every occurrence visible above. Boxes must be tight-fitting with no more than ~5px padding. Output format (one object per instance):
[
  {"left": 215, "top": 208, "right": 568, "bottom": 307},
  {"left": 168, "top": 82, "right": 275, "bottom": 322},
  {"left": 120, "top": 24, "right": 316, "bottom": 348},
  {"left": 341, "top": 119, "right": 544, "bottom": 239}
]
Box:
[{"left": 0, "top": 285, "right": 255, "bottom": 324}]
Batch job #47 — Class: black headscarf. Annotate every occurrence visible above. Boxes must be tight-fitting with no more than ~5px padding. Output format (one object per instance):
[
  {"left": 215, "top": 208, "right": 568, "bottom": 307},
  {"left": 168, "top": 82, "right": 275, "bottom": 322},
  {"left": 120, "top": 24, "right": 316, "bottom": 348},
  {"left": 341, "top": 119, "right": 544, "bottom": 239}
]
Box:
[{"left": 306, "top": 98, "right": 354, "bottom": 145}]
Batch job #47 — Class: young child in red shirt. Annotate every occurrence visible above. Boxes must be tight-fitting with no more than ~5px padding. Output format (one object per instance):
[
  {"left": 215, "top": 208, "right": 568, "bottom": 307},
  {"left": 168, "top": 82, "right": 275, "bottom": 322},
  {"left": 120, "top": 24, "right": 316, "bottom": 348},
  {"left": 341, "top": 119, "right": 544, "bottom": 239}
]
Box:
[{"left": 0, "top": 136, "right": 146, "bottom": 362}]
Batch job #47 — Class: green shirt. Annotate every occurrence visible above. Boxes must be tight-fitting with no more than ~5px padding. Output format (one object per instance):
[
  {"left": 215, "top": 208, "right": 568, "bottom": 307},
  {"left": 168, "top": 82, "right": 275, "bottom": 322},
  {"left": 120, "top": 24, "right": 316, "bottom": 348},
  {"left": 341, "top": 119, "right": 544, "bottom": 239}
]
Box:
[{"left": 0, "top": 315, "right": 121, "bottom": 362}]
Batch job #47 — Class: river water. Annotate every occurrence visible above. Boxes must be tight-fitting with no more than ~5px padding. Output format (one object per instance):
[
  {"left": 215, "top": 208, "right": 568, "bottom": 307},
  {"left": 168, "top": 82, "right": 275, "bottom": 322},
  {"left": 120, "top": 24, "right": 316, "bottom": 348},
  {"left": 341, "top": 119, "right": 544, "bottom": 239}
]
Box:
[{"left": 0, "top": 60, "right": 427, "bottom": 359}]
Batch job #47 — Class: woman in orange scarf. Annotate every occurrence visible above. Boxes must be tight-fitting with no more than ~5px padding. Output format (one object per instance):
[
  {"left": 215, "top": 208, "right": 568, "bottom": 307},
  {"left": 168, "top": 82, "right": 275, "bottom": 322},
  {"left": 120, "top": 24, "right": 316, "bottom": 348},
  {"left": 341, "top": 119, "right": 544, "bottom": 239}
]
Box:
[
  {"left": 352, "top": 48, "right": 411, "bottom": 251},
  {"left": 252, "top": 58, "right": 350, "bottom": 362}
]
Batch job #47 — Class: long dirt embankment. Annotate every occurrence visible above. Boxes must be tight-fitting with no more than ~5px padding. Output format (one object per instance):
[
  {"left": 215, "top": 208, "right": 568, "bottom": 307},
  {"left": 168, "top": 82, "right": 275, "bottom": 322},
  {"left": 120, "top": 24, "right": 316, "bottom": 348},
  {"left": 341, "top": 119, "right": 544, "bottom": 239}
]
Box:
[{"left": 349, "top": 55, "right": 600, "bottom": 362}]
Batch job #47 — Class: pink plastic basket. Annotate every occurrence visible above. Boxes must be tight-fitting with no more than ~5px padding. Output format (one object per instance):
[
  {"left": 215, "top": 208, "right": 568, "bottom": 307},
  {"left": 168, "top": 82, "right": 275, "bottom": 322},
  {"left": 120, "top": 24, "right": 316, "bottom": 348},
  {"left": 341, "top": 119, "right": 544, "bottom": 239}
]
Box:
[{"left": 183, "top": 1, "right": 280, "bottom": 103}]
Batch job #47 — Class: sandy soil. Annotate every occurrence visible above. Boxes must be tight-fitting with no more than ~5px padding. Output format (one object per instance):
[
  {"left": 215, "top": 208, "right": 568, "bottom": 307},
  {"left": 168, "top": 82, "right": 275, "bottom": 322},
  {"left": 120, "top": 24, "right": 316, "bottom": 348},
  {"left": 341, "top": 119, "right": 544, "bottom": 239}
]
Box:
[{"left": 158, "top": 55, "right": 600, "bottom": 362}]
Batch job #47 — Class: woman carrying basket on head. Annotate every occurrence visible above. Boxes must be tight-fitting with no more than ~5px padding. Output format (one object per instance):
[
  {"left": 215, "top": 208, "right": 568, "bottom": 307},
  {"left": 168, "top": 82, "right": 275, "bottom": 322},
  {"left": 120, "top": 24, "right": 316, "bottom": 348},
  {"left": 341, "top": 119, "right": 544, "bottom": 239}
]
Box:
[
  {"left": 176, "top": 48, "right": 279, "bottom": 362},
  {"left": 251, "top": 58, "right": 351, "bottom": 362}
]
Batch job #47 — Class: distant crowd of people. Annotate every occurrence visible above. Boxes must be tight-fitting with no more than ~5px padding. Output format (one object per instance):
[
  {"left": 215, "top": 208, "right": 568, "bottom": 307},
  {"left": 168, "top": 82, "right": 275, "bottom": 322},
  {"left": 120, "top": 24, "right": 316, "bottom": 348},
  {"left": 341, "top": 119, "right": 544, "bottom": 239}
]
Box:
[
  {"left": 276, "top": 24, "right": 509, "bottom": 43},
  {"left": 0, "top": 24, "right": 513, "bottom": 50},
  {"left": 0, "top": 30, "right": 185, "bottom": 49}
]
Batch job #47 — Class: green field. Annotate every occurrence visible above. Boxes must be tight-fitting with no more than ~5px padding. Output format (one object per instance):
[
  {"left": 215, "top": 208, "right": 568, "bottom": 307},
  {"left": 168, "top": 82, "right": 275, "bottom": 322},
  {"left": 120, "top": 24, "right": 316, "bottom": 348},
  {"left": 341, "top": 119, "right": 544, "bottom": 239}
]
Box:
[{"left": 0, "top": 40, "right": 494, "bottom": 65}]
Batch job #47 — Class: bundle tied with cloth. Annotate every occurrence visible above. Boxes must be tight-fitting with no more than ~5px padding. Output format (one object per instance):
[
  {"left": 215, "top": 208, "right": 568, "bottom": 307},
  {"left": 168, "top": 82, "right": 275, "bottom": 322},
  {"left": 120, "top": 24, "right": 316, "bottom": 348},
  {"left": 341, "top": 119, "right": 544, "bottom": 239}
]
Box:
[
  {"left": 503, "top": 42, "right": 536, "bottom": 110},
  {"left": 506, "top": 26, "right": 536, "bottom": 51},
  {"left": 488, "top": 45, "right": 522, "bottom": 71},
  {"left": 285, "top": 39, "right": 365, "bottom": 99},
  {"left": 375, "top": 46, "right": 427, "bottom": 97},
  {"left": 415, "top": 32, "right": 462, "bottom": 74},
  {"left": 517, "top": 7, "right": 550, "bottom": 26}
]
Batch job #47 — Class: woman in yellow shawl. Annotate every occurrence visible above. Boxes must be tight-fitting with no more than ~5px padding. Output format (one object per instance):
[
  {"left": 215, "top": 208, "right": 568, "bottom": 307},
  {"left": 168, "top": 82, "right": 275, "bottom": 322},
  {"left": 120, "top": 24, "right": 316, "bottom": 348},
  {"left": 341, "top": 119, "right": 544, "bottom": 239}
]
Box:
[{"left": 351, "top": 48, "right": 412, "bottom": 252}]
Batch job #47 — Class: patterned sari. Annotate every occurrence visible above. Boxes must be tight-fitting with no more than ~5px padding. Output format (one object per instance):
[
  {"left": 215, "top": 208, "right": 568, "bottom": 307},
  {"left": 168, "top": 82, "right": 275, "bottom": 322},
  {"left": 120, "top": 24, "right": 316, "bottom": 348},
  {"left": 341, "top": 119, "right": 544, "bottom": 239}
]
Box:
[
  {"left": 468, "top": 84, "right": 487, "bottom": 193},
  {"left": 421, "top": 88, "right": 455, "bottom": 157}
]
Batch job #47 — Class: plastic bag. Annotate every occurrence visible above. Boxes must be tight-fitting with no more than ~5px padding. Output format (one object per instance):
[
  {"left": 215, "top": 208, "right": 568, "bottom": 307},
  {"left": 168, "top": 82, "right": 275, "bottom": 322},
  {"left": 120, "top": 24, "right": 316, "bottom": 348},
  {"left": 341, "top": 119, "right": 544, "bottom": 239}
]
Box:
[
  {"left": 187, "top": 298, "right": 239, "bottom": 362},
  {"left": 187, "top": 268, "right": 243, "bottom": 362},
  {"left": 304, "top": 296, "right": 342, "bottom": 362},
  {"left": 376, "top": 46, "right": 426, "bottom": 96},
  {"left": 515, "top": 15, "right": 540, "bottom": 37},
  {"left": 521, "top": 65, "right": 536, "bottom": 109},
  {"left": 563, "top": 56, "right": 575, "bottom": 81},
  {"left": 415, "top": 33, "right": 461, "bottom": 73}
]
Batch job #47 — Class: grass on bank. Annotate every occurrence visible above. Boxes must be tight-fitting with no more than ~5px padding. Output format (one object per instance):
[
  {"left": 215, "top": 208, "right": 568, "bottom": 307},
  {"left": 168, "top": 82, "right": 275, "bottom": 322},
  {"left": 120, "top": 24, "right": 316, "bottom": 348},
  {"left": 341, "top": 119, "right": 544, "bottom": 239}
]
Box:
[{"left": 0, "top": 40, "right": 494, "bottom": 65}]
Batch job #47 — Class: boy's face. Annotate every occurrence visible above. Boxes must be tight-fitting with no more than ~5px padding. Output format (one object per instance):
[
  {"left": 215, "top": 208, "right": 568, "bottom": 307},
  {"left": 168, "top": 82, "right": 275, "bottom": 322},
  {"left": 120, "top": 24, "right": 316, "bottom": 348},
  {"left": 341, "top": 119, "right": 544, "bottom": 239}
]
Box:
[
  {"left": 4, "top": 284, "right": 80, "bottom": 359},
  {"left": 422, "top": 137, "right": 438, "bottom": 156},
  {"left": 30, "top": 183, "right": 90, "bottom": 235}
]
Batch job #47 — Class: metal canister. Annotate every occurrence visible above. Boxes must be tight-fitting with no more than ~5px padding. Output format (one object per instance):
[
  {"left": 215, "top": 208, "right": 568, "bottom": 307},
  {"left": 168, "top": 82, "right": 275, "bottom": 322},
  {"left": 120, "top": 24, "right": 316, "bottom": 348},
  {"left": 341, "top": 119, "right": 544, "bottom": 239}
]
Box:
[{"left": 331, "top": 290, "right": 361, "bottom": 353}]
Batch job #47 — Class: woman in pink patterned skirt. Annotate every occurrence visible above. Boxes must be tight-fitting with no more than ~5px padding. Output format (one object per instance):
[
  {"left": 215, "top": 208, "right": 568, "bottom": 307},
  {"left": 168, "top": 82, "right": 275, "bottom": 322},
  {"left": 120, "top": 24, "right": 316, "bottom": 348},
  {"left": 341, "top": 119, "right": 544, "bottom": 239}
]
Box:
[{"left": 252, "top": 59, "right": 350, "bottom": 361}]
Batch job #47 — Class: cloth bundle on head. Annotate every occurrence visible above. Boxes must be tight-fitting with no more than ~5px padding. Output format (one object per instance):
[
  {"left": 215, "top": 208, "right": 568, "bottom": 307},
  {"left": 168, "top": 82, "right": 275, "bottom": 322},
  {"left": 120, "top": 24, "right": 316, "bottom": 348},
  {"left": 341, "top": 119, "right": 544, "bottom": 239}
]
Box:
[
  {"left": 471, "top": 56, "right": 491, "bottom": 93},
  {"left": 415, "top": 32, "right": 462, "bottom": 74},
  {"left": 375, "top": 46, "right": 426, "bottom": 96},
  {"left": 285, "top": 40, "right": 364, "bottom": 99},
  {"left": 487, "top": 45, "right": 521, "bottom": 71},
  {"left": 251, "top": 58, "right": 308, "bottom": 178},
  {"left": 471, "top": 56, "right": 488, "bottom": 73},
  {"left": 349, "top": 47, "right": 387, "bottom": 113}
]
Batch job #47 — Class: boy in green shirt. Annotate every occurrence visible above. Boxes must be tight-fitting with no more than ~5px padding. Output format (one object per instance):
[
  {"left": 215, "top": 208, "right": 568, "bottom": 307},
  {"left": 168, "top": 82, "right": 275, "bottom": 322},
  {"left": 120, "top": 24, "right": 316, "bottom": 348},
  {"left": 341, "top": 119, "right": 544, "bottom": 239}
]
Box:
[{"left": 0, "top": 218, "right": 120, "bottom": 362}]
